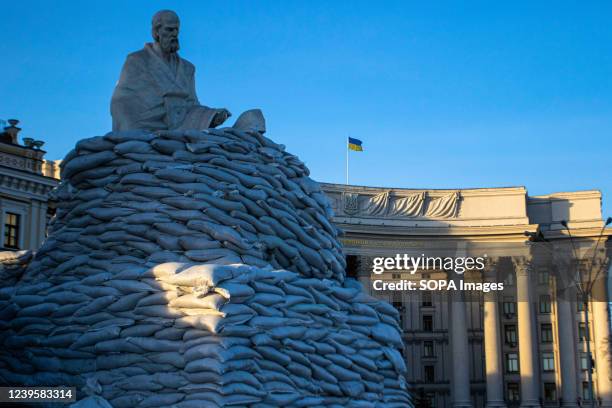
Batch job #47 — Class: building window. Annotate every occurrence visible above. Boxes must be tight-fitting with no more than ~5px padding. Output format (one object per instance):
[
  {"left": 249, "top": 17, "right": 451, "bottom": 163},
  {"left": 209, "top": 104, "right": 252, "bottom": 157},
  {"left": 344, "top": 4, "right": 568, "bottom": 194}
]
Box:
[
  {"left": 422, "top": 291, "right": 432, "bottom": 307},
  {"left": 504, "top": 272, "right": 515, "bottom": 286},
  {"left": 539, "top": 295, "right": 551, "bottom": 314},
  {"left": 424, "top": 365, "right": 435, "bottom": 382},
  {"left": 507, "top": 383, "right": 520, "bottom": 402},
  {"left": 393, "top": 301, "right": 405, "bottom": 329},
  {"left": 578, "top": 322, "right": 587, "bottom": 342},
  {"left": 422, "top": 315, "right": 433, "bottom": 332},
  {"left": 542, "top": 352, "right": 555, "bottom": 372},
  {"left": 3, "top": 212, "right": 20, "bottom": 249},
  {"left": 346, "top": 255, "right": 359, "bottom": 279},
  {"left": 504, "top": 325, "right": 517, "bottom": 345},
  {"left": 506, "top": 353, "right": 519, "bottom": 374},
  {"left": 392, "top": 273, "right": 402, "bottom": 279},
  {"left": 582, "top": 382, "right": 592, "bottom": 400},
  {"left": 423, "top": 341, "right": 434, "bottom": 358},
  {"left": 538, "top": 270, "right": 550, "bottom": 285},
  {"left": 577, "top": 295, "right": 587, "bottom": 312},
  {"left": 425, "top": 392, "right": 436, "bottom": 408},
  {"left": 540, "top": 323, "right": 553, "bottom": 343},
  {"left": 503, "top": 298, "right": 516, "bottom": 317},
  {"left": 580, "top": 354, "right": 589, "bottom": 371},
  {"left": 544, "top": 383, "right": 557, "bottom": 402}
]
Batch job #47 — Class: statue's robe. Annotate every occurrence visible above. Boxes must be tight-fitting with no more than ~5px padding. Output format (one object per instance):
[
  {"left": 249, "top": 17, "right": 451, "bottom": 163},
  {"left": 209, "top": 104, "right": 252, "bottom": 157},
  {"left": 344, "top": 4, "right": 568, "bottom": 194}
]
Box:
[{"left": 111, "top": 43, "right": 218, "bottom": 131}]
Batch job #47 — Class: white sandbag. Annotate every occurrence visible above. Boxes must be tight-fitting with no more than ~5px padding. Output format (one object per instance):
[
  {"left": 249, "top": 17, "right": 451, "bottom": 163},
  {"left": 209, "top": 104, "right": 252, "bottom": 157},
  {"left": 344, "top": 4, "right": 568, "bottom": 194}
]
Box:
[
  {"left": 73, "top": 296, "right": 117, "bottom": 317},
  {"left": 175, "top": 315, "right": 224, "bottom": 333},
  {"left": 71, "top": 326, "right": 121, "bottom": 349},
  {"left": 147, "top": 352, "right": 185, "bottom": 369},
  {"left": 119, "top": 172, "right": 160, "bottom": 186},
  {"left": 120, "top": 324, "right": 162, "bottom": 338},
  {"left": 145, "top": 262, "right": 189, "bottom": 278},
  {"left": 104, "top": 279, "right": 156, "bottom": 294},
  {"left": 371, "top": 323, "right": 403, "bottom": 347},
  {"left": 178, "top": 236, "right": 222, "bottom": 250},
  {"left": 136, "top": 291, "right": 179, "bottom": 307},
  {"left": 138, "top": 393, "right": 184, "bottom": 407},
  {"left": 249, "top": 292, "right": 283, "bottom": 306},
  {"left": 69, "top": 395, "right": 113, "bottom": 408},
  {"left": 114, "top": 140, "right": 155, "bottom": 155},
  {"left": 214, "top": 282, "right": 255, "bottom": 299},
  {"left": 184, "top": 249, "right": 239, "bottom": 262},
  {"left": 62, "top": 150, "right": 117, "bottom": 179},
  {"left": 107, "top": 292, "right": 148, "bottom": 312},
  {"left": 159, "top": 264, "right": 235, "bottom": 287},
  {"left": 154, "top": 327, "right": 184, "bottom": 340},
  {"left": 382, "top": 347, "right": 407, "bottom": 374},
  {"left": 134, "top": 305, "right": 184, "bottom": 319},
  {"left": 170, "top": 293, "right": 225, "bottom": 310},
  {"left": 124, "top": 337, "right": 181, "bottom": 352}
]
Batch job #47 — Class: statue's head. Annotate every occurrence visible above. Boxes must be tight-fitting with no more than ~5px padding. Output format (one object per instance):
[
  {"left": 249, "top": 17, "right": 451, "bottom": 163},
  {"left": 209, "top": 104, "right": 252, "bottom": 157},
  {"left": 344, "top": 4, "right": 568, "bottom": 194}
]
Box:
[{"left": 152, "top": 10, "right": 180, "bottom": 54}]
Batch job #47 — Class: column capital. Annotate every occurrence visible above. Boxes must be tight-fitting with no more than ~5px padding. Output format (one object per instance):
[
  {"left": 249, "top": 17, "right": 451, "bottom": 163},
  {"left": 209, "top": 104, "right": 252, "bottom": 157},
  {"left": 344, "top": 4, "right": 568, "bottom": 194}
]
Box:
[
  {"left": 590, "top": 252, "right": 609, "bottom": 273},
  {"left": 512, "top": 256, "right": 532, "bottom": 276},
  {"left": 484, "top": 255, "right": 502, "bottom": 268},
  {"left": 483, "top": 256, "right": 503, "bottom": 279}
]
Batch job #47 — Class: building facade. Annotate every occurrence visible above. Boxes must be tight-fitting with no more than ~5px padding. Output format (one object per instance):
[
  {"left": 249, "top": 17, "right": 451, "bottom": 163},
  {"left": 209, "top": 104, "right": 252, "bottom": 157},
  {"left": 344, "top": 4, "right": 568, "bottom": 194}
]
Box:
[
  {"left": 321, "top": 183, "right": 612, "bottom": 408},
  {"left": 0, "top": 120, "right": 59, "bottom": 251}
]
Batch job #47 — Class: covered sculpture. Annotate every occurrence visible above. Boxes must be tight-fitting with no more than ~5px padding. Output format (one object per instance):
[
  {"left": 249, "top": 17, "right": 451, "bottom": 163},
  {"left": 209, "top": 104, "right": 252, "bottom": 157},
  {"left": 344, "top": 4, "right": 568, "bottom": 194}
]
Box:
[{"left": 111, "top": 10, "right": 231, "bottom": 132}]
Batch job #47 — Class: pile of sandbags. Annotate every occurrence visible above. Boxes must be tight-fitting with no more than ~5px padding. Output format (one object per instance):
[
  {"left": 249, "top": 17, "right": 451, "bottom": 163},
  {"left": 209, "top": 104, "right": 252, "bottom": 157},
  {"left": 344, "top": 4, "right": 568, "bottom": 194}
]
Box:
[
  {"left": 24, "top": 128, "right": 344, "bottom": 283},
  {"left": 0, "top": 250, "right": 32, "bottom": 286},
  {"left": 0, "top": 262, "right": 409, "bottom": 407},
  {"left": 0, "top": 127, "right": 410, "bottom": 407}
]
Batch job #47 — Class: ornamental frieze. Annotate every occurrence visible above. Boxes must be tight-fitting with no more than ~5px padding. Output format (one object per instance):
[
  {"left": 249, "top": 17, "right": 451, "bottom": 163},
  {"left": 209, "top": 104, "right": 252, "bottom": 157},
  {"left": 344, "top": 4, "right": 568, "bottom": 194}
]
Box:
[{"left": 340, "top": 190, "right": 460, "bottom": 219}]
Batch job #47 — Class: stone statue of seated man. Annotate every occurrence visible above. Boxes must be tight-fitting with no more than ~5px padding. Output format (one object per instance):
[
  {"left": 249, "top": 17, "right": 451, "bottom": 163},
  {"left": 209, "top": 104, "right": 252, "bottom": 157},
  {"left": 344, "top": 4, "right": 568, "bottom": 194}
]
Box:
[{"left": 111, "top": 10, "right": 235, "bottom": 132}]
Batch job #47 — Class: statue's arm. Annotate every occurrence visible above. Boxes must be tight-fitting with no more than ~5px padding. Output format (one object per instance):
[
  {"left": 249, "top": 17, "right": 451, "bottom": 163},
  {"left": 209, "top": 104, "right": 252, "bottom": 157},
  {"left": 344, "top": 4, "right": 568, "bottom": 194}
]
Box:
[
  {"left": 189, "top": 63, "right": 203, "bottom": 107},
  {"left": 190, "top": 64, "right": 231, "bottom": 128}
]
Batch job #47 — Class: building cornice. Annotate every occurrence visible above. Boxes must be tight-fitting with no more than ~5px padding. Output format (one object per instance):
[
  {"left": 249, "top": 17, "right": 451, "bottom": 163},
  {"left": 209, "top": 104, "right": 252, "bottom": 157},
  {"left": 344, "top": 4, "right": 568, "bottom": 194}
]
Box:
[
  {"left": 0, "top": 167, "right": 58, "bottom": 201},
  {"left": 321, "top": 182, "right": 527, "bottom": 198},
  {"left": 336, "top": 222, "right": 538, "bottom": 241}
]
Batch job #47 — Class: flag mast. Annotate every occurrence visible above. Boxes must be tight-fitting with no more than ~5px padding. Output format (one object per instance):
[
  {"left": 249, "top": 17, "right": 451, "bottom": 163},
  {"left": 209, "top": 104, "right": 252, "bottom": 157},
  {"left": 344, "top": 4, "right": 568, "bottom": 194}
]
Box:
[{"left": 346, "top": 136, "right": 349, "bottom": 185}]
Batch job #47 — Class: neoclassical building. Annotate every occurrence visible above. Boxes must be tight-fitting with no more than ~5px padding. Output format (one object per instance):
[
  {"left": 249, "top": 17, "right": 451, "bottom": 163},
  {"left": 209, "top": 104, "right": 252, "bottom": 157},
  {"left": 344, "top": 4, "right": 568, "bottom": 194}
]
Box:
[
  {"left": 0, "top": 119, "right": 59, "bottom": 250},
  {"left": 321, "top": 183, "right": 612, "bottom": 408}
]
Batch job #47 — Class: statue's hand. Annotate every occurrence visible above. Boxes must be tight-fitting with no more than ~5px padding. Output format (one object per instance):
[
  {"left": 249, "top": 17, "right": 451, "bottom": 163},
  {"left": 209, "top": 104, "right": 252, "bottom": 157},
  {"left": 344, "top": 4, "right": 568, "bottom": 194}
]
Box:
[{"left": 211, "top": 108, "right": 232, "bottom": 128}]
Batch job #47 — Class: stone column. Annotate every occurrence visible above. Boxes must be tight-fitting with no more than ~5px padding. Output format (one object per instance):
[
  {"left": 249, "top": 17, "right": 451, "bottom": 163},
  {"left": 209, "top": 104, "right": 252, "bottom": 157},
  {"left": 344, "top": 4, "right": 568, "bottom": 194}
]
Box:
[
  {"left": 484, "top": 259, "right": 506, "bottom": 408},
  {"left": 514, "top": 257, "right": 541, "bottom": 408},
  {"left": 450, "top": 283, "right": 473, "bottom": 408},
  {"left": 38, "top": 202, "right": 48, "bottom": 247},
  {"left": 28, "top": 200, "right": 40, "bottom": 250},
  {"left": 591, "top": 260, "right": 612, "bottom": 408},
  {"left": 556, "top": 285, "right": 579, "bottom": 408},
  {"left": 358, "top": 256, "right": 372, "bottom": 295}
]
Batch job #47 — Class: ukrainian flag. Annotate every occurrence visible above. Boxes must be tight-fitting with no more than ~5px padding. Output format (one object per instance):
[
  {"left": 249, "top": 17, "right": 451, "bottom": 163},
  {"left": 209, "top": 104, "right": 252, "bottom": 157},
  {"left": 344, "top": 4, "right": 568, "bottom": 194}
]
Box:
[{"left": 348, "top": 137, "right": 363, "bottom": 152}]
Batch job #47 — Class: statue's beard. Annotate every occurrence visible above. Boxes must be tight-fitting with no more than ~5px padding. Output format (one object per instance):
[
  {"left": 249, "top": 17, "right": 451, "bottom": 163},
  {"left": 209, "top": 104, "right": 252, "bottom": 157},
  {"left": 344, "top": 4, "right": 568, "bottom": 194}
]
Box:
[{"left": 160, "top": 37, "right": 179, "bottom": 54}]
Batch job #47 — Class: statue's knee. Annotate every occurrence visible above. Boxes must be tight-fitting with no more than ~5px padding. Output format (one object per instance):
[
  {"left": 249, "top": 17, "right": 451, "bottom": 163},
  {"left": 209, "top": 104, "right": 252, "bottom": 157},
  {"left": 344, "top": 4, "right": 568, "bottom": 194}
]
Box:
[{"left": 233, "top": 109, "right": 266, "bottom": 134}]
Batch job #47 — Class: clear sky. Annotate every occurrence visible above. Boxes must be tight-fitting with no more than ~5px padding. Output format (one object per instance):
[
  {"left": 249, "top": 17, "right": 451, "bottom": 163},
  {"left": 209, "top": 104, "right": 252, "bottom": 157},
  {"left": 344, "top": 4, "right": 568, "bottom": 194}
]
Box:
[{"left": 2, "top": 1, "right": 611, "bottom": 217}]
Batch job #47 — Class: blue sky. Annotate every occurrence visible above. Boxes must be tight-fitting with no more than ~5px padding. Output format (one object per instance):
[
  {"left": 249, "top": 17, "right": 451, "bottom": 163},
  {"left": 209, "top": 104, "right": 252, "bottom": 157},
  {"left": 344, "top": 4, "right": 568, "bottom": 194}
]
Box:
[{"left": 2, "top": 1, "right": 611, "bottom": 217}]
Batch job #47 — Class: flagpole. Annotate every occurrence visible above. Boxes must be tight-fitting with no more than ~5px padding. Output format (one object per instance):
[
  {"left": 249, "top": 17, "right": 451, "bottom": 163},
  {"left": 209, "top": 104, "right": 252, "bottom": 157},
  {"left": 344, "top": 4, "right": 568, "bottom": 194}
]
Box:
[{"left": 346, "top": 136, "right": 349, "bottom": 185}]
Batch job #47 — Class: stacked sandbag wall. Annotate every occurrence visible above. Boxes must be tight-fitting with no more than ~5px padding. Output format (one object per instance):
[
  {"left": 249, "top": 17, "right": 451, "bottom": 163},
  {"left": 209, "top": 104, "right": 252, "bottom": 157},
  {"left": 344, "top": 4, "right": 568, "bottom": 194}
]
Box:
[
  {"left": 0, "top": 127, "right": 410, "bottom": 407},
  {"left": 1, "top": 262, "right": 409, "bottom": 407},
  {"left": 25, "top": 128, "right": 344, "bottom": 283}
]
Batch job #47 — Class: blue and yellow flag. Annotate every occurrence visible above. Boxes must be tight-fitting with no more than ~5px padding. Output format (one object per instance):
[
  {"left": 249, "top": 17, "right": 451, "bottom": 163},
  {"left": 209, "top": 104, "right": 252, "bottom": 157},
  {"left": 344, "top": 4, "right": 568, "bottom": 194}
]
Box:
[{"left": 348, "top": 137, "right": 363, "bottom": 152}]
